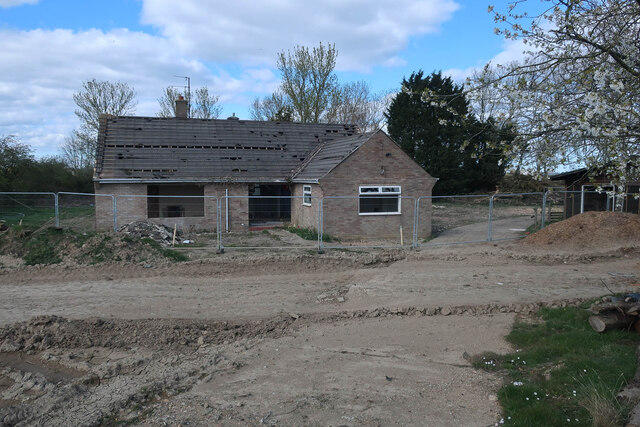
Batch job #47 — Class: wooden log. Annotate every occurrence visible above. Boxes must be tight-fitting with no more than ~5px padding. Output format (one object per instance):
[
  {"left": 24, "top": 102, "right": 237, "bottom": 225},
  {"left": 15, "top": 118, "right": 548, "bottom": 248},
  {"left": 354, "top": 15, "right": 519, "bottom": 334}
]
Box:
[
  {"left": 589, "top": 312, "right": 635, "bottom": 333},
  {"left": 628, "top": 304, "right": 640, "bottom": 316},
  {"left": 590, "top": 301, "right": 639, "bottom": 314}
]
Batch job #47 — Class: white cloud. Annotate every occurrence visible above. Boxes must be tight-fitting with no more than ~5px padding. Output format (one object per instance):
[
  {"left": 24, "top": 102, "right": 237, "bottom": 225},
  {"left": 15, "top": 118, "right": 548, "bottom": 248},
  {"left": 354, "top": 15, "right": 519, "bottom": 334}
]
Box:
[
  {"left": 140, "top": 0, "right": 459, "bottom": 72},
  {"left": 0, "top": 28, "right": 281, "bottom": 156},
  {"left": 443, "top": 38, "right": 529, "bottom": 83},
  {"left": 0, "top": 0, "right": 462, "bottom": 156},
  {"left": 0, "top": 0, "right": 38, "bottom": 8}
]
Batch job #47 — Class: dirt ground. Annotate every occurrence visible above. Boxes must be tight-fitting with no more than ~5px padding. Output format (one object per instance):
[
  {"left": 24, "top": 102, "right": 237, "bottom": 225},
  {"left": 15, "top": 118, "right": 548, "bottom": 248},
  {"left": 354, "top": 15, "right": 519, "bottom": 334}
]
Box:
[{"left": 0, "top": 212, "right": 639, "bottom": 426}]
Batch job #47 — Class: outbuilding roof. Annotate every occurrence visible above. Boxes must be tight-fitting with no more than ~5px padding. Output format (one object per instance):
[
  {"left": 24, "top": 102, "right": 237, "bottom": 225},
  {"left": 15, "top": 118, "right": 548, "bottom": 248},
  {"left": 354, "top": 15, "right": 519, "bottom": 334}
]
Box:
[{"left": 95, "top": 115, "right": 359, "bottom": 182}]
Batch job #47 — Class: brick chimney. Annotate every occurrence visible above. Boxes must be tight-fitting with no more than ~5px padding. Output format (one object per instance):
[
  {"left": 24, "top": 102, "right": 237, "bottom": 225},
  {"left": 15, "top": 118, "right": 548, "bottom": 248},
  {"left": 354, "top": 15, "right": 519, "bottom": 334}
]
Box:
[{"left": 175, "top": 95, "right": 188, "bottom": 119}]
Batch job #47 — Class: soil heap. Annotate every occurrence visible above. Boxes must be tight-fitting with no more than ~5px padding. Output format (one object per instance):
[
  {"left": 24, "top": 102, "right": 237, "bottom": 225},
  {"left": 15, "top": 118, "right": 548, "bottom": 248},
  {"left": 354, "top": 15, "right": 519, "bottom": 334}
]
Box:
[{"left": 522, "top": 211, "right": 640, "bottom": 251}]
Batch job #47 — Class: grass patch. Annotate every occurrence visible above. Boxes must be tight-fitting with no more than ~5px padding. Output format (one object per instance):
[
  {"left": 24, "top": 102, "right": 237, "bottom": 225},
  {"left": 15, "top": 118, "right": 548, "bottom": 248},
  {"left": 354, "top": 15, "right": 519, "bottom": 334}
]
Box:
[
  {"left": 474, "top": 305, "right": 640, "bottom": 426},
  {"left": 22, "top": 227, "right": 66, "bottom": 265},
  {"left": 140, "top": 237, "right": 189, "bottom": 262},
  {"left": 284, "top": 226, "right": 334, "bottom": 242},
  {"left": 86, "top": 235, "right": 117, "bottom": 264}
]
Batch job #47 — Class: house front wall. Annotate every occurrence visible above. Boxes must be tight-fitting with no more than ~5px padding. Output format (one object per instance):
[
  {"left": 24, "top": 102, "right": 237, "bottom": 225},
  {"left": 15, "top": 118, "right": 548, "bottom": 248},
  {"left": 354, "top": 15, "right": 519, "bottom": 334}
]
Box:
[
  {"left": 290, "top": 183, "right": 323, "bottom": 230},
  {"left": 94, "top": 182, "right": 250, "bottom": 232},
  {"left": 317, "top": 132, "right": 436, "bottom": 240}
]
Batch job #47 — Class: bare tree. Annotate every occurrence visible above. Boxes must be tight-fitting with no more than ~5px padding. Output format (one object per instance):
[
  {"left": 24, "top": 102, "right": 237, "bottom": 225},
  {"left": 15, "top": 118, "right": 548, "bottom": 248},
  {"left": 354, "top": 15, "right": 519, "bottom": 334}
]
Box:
[
  {"left": 157, "top": 86, "right": 182, "bottom": 118},
  {"left": 193, "top": 87, "right": 222, "bottom": 119},
  {"left": 249, "top": 91, "right": 293, "bottom": 121},
  {"left": 60, "top": 130, "right": 94, "bottom": 170},
  {"left": 277, "top": 42, "right": 338, "bottom": 123},
  {"left": 72, "top": 79, "right": 136, "bottom": 165},
  {"left": 73, "top": 79, "right": 137, "bottom": 134},
  {"left": 157, "top": 86, "right": 222, "bottom": 119},
  {"left": 325, "top": 81, "right": 389, "bottom": 132}
]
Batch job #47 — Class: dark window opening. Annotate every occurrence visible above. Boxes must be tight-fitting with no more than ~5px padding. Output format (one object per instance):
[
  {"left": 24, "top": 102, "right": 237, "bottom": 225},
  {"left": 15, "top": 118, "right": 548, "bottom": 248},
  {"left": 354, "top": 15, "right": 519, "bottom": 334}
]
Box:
[
  {"left": 248, "top": 184, "right": 291, "bottom": 225},
  {"left": 147, "top": 185, "right": 204, "bottom": 218}
]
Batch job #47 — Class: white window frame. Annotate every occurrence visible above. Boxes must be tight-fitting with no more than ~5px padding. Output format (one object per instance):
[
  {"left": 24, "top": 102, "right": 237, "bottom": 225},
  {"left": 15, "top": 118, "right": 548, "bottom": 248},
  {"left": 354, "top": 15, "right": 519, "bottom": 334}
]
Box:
[
  {"left": 358, "top": 185, "right": 401, "bottom": 215},
  {"left": 302, "top": 185, "right": 312, "bottom": 206}
]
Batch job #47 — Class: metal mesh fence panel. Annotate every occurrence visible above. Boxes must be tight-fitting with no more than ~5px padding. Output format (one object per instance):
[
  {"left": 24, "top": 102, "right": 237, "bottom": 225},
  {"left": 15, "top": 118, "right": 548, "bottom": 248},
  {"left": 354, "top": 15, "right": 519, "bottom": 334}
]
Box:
[
  {"left": 545, "top": 190, "right": 640, "bottom": 223},
  {"left": 489, "top": 193, "right": 542, "bottom": 241},
  {"left": 0, "top": 192, "right": 56, "bottom": 229},
  {"left": 320, "top": 196, "right": 416, "bottom": 248},
  {"left": 114, "top": 195, "right": 219, "bottom": 233},
  {"left": 220, "top": 196, "right": 320, "bottom": 250},
  {"left": 417, "top": 195, "right": 492, "bottom": 246},
  {"left": 58, "top": 192, "right": 113, "bottom": 233}
]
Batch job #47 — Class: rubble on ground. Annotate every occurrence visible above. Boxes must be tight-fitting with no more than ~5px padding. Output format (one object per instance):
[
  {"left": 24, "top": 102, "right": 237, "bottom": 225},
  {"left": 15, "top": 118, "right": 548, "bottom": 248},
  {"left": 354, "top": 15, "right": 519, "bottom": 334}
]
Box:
[{"left": 118, "top": 221, "right": 177, "bottom": 247}]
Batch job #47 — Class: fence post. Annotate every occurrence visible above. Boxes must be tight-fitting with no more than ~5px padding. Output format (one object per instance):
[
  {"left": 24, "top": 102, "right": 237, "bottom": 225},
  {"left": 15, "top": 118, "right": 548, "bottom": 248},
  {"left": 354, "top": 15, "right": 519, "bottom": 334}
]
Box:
[
  {"left": 112, "top": 196, "right": 118, "bottom": 232},
  {"left": 217, "top": 197, "right": 224, "bottom": 254},
  {"left": 317, "top": 197, "right": 325, "bottom": 254},
  {"left": 53, "top": 193, "right": 60, "bottom": 228},
  {"left": 487, "top": 195, "right": 495, "bottom": 242},
  {"left": 411, "top": 197, "right": 420, "bottom": 248},
  {"left": 541, "top": 191, "right": 549, "bottom": 228}
]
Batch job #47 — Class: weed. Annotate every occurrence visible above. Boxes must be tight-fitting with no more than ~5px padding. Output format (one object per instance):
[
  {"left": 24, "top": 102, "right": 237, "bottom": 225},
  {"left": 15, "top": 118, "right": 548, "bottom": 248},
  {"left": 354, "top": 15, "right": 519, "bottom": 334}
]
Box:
[
  {"left": 161, "top": 249, "right": 189, "bottom": 262},
  {"left": 140, "top": 237, "right": 188, "bottom": 262},
  {"left": 474, "top": 305, "right": 640, "bottom": 425},
  {"left": 577, "top": 373, "right": 627, "bottom": 427},
  {"left": 23, "top": 228, "right": 64, "bottom": 265},
  {"left": 285, "top": 226, "right": 334, "bottom": 242}
]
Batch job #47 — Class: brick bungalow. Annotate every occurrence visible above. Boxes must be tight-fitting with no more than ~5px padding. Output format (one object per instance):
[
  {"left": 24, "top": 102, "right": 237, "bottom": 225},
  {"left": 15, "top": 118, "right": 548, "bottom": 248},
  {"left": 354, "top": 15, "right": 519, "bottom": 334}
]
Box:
[{"left": 94, "top": 100, "right": 437, "bottom": 239}]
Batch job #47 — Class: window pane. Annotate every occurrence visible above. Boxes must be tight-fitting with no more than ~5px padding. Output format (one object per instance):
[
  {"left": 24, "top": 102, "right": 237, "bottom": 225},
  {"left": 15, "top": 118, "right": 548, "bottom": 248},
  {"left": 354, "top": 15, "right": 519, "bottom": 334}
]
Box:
[
  {"left": 360, "top": 187, "right": 380, "bottom": 194},
  {"left": 359, "top": 195, "right": 399, "bottom": 213}
]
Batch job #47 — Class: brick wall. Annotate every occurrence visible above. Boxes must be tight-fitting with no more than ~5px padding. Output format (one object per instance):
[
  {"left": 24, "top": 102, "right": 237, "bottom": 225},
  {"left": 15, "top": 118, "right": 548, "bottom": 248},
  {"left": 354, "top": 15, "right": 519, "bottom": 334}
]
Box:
[
  {"left": 94, "top": 182, "right": 249, "bottom": 232},
  {"left": 318, "top": 132, "right": 436, "bottom": 240},
  {"left": 290, "top": 183, "right": 322, "bottom": 230}
]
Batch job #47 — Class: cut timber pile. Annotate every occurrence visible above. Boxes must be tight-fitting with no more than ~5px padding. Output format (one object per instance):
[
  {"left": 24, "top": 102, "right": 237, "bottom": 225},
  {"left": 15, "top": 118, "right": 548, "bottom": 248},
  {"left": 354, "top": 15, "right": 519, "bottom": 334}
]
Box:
[{"left": 589, "top": 296, "right": 640, "bottom": 333}]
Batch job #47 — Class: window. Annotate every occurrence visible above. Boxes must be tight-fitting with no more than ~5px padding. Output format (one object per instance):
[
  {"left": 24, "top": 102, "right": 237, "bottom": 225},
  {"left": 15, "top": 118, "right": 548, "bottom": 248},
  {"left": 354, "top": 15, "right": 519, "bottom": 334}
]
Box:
[
  {"left": 303, "top": 185, "right": 312, "bottom": 206},
  {"left": 147, "top": 185, "right": 204, "bottom": 218},
  {"left": 359, "top": 185, "right": 401, "bottom": 215}
]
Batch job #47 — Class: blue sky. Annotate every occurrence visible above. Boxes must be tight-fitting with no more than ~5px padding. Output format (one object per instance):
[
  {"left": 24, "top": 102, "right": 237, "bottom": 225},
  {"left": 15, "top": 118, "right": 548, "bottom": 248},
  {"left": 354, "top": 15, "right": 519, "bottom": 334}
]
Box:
[{"left": 0, "top": 0, "right": 533, "bottom": 158}]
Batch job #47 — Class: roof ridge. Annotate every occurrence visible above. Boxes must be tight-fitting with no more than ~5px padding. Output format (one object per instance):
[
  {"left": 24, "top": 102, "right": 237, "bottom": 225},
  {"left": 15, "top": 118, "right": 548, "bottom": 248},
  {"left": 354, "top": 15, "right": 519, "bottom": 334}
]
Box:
[{"left": 291, "top": 140, "right": 328, "bottom": 179}]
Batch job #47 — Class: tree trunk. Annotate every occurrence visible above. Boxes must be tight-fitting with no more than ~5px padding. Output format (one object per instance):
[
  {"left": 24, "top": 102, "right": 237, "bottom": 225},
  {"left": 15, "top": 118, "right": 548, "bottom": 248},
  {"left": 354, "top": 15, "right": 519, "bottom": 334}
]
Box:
[{"left": 589, "top": 312, "right": 635, "bottom": 333}]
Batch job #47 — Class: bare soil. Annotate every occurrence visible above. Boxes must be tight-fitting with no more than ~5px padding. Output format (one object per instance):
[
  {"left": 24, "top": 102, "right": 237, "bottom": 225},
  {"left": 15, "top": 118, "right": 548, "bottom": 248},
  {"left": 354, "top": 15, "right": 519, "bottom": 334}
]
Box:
[{"left": 0, "top": 212, "right": 639, "bottom": 426}]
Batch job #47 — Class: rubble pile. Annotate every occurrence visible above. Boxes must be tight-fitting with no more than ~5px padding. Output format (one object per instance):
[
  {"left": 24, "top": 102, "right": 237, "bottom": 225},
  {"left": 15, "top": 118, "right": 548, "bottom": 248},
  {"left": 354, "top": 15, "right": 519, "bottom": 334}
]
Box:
[{"left": 119, "top": 221, "right": 176, "bottom": 247}]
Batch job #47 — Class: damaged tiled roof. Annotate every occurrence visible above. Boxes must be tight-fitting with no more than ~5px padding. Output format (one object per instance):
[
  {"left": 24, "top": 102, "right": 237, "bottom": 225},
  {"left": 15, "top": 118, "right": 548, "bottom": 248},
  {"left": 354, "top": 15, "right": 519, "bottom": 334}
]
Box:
[
  {"left": 293, "top": 132, "right": 373, "bottom": 180},
  {"left": 95, "top": 116, "right": 359, "bottom": 181}
]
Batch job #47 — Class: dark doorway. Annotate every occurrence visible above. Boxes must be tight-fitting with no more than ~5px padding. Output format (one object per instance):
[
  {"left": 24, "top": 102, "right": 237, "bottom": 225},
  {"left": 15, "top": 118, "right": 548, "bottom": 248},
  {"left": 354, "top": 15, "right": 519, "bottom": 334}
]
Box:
[{"left": 248, "top": 184, "right": 291, "bottom": 225}]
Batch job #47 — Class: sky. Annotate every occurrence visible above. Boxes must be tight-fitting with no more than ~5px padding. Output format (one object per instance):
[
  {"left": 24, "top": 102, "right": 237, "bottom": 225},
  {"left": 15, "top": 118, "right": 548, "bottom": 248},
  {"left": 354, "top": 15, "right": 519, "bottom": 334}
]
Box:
[{"left": 0, "top": 0, "right": 533, "bottom": 158}]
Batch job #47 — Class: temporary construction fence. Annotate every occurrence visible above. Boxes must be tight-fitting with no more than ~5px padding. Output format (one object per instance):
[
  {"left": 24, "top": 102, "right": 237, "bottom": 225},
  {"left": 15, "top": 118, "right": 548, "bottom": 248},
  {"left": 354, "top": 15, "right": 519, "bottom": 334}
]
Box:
[
  {"left": 0, "top": 192, "right": 58, "bottom": 228},
  {"left": 1, "top": 190, "right": 638, "bottom": 252}
]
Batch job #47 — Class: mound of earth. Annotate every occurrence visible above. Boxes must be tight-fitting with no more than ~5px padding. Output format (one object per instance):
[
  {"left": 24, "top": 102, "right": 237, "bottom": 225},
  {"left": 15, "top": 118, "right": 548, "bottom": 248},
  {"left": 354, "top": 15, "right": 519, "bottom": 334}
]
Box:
[{"left": 522, "top": 211, "right": 640, "bottom": 250}]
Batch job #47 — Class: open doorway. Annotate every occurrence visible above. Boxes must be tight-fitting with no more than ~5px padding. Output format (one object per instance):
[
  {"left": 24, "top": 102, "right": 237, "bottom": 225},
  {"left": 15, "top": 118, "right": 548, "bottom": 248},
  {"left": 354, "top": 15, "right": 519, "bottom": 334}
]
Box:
[{"left": 248, "top": 184, "right": 291, "bottom": 226}]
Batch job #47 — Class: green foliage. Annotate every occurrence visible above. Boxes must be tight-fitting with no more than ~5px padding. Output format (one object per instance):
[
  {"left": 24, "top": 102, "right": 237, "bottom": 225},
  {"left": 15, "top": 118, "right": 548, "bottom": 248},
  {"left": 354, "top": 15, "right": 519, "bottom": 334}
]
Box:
[
  {"left": 0, "top": 135, "right": 93, "bottom": 192},
  {"left": 386, "top": 71, "right": 511, "bottom": 195},
  {"left": 0, "top": 135, "right": 34, "bottom": 192},
  {"left": 499, "top": 173, "right": 552, "bottom": 194},
  {"left": 23, "top": 228, "right": 65, "bottom": 265},
  {"left": 474, "top": 305, "right": 640, "bottom": 425},
  {"left": 285, "top": 226, "right": 333, "bottom": 242},
  {"left": 160, "top": 248, "right": 189, "bottom": 262}
]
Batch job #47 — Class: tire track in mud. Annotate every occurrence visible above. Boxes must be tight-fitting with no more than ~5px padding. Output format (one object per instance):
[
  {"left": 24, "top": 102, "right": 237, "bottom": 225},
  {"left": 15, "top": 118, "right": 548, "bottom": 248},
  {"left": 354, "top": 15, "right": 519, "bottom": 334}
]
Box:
[{"left": 0, "top": 297, "right": 590, "bottom": 426}]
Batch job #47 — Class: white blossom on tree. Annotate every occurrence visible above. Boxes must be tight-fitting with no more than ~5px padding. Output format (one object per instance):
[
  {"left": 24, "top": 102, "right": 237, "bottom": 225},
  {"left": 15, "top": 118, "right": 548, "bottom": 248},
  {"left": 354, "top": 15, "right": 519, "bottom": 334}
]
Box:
[{"left": 485, "top": 0, "right": 640, "bottom": 184}]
